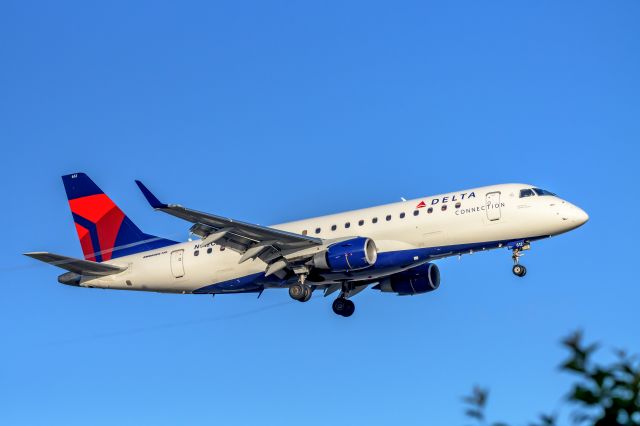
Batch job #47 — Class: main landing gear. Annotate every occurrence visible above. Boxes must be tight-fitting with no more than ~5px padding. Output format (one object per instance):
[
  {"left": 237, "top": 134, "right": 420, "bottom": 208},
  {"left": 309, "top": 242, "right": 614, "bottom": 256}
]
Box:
[
  {"left": 289, "top": 282, "right": 312, "bottom": 302},
  {"left": 290, "top": 274, "right": 357, "bottom": 317},
  {"left": 332, "top": 297, "right": 355, "bottom": 317},
  {"left": 289, "top": 270, "right": 313, "bottom": 302},
  {"left": 511, "top": 246, "right": 528, "bottom": 277}
]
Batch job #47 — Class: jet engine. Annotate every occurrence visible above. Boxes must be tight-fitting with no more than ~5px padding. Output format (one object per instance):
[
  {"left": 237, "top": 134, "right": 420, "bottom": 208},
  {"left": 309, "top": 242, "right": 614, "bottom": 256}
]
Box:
[
  {"left": 374, "top": 263, "right": 440, "bottom": 295},
  {"left": 313, "top": 237, "right": 377, "bottom": 272}
]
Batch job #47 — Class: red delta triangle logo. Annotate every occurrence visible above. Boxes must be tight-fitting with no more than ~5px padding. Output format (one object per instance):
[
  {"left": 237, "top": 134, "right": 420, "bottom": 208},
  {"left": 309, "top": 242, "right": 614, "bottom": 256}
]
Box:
[{"left": 416, "top": 200, "right": 426, "bottom": 209}]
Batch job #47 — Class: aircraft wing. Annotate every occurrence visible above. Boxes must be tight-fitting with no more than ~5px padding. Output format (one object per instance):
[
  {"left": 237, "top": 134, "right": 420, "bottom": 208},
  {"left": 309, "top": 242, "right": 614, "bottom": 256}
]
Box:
[
  {"left": 24, "top": 252, "right": 126, "bottom": 276},
  {"left": 135, "top": 180, "right": 323, "bottom": 269}
]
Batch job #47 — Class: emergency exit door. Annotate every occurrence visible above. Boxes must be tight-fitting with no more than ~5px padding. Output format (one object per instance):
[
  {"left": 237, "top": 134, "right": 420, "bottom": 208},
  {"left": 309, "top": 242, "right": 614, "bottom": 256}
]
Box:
[
  {"left": 486, "top": 192, "right": 501, "bottom": 221},
  {"left": 170, "top": 250, "right": 185, "bottom": 278}
]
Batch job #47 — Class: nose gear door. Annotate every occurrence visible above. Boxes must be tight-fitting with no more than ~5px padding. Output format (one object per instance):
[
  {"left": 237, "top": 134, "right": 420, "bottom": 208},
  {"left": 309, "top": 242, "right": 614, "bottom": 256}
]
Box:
[
  {"left": 486, "top": 192, "right": 501, "bottom": 221},
  {"left": 170, "top": 249, "right": 185, "bottom": 278}
]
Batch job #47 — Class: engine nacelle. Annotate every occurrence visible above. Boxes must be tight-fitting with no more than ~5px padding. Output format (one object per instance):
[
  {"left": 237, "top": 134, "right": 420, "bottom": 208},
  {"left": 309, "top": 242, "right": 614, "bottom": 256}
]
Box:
[
  {"left": 313, "top": 237, "right": 377, "bottom": 272},
  {"left": 375, "top": 263, "right": 440, "bottom": 295}
]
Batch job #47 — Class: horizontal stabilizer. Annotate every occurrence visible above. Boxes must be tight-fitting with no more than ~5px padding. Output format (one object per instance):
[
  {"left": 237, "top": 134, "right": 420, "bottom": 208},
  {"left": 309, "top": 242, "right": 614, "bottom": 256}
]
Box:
[{"left": 24, "top": 252, "right": 126, "bottom": 276}]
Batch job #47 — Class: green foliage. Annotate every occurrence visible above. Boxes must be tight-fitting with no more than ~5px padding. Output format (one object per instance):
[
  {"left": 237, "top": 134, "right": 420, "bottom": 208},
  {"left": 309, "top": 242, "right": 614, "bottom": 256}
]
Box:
[{"left": 463, "top": 331, "right": 640, "bottom": 426}]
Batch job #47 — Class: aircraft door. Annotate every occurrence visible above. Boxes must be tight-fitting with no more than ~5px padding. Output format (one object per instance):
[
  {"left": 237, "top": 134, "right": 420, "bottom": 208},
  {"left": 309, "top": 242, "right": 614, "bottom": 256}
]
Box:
[
  {"left": 486, "top": 192, "right": 501, "bottom": 221},
  {"left": 170, "top": 250, "right": 185, "bottom": 278}
]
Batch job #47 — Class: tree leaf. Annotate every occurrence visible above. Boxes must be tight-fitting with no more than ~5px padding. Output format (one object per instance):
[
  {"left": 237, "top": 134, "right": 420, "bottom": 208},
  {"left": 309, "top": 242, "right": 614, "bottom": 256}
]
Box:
[
  {"left": 465, "top": 408, "right": 484, "bottom": 420},
  {"left": 570, "top": 385, "right": 600, "bottom": 405}
]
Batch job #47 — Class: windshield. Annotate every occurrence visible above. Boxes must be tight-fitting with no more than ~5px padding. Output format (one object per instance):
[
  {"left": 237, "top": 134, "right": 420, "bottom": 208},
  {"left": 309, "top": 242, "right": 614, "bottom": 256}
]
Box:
[
  {"left": 519, "top": 189, "right": 535, "bottom": 198},
  {"left": 532, "top": 188, "right": 557, "bottom": 196}
]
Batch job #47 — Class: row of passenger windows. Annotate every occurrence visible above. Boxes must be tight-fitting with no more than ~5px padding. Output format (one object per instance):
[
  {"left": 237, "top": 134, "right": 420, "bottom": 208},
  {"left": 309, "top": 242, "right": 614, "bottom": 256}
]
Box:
[
  {"left": 194, "top": 246, "right": 223, "bottom": 256},
  {"left": 301, "top": 202, "right": 463, "bottom": 235}
]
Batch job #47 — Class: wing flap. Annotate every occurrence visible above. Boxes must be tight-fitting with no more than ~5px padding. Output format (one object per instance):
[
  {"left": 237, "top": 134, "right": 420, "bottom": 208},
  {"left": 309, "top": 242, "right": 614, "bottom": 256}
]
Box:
[{"left": 24, "top": 252, "right": 126, "bottom": 276}]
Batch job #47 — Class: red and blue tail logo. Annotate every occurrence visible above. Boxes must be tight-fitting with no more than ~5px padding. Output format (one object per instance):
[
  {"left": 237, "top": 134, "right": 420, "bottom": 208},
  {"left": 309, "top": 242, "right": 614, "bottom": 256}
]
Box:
[{"left": 62, "top": 173, "right": 175, "bottom": 261}]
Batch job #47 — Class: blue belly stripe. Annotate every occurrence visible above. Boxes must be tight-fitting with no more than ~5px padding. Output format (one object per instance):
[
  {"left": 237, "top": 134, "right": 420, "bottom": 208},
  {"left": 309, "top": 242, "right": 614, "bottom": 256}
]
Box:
[{"left": 192, "top": 235, "right": 549, "bottom": 294}]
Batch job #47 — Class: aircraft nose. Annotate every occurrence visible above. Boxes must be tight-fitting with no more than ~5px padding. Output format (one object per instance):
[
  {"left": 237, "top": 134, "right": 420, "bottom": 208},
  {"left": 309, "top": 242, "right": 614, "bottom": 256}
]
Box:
[{"left": 572, "top": 206, "right": 589, "bottom": 226}]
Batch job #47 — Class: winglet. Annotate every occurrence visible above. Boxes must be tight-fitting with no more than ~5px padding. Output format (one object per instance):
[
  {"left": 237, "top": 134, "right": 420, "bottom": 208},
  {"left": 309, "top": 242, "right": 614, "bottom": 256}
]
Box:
[{"left": 135, "top": 180, "right": 168, "bottom": 209}]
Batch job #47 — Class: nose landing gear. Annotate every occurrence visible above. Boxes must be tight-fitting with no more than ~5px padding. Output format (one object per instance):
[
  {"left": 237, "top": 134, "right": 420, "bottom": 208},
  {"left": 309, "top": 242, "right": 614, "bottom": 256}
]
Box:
[
  {"left": 512, "top": 263, "right": 527, "bottom": 277},
  {"left": 332, "top": 297, "right": 355, "bottom": 317},
  {"left": 511, "top": 246, "right": 528, "bottom": 277}
]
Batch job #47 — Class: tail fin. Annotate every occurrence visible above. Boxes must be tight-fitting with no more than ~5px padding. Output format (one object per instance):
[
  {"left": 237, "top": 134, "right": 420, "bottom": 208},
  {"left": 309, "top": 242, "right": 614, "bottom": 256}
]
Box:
[{"left": 62, "top": 173, "right": 176, "bottom": 261}]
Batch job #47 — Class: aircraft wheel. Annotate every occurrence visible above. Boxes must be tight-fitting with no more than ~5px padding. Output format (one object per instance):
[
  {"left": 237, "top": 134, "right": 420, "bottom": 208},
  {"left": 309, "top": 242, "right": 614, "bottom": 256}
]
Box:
[
  {"left": 301, "top": 285, "right": 313, "bottom": 302},
  {"left": 512, "top": 264, "right": 527, "bottom": 277},
  {"left": 332, "top": 298, "right": 355, "bottom": 317},
  {"left": 342, "top": 299, "right": 355, "bottom": 317},
  {"left": 289, "top": 283, "right": 305, "bottom": 301}
]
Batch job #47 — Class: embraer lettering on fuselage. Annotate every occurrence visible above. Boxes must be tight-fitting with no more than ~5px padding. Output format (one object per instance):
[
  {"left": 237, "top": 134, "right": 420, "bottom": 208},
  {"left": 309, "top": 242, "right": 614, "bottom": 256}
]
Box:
[
  {"left": 143, "top": 250, "right": 168, "bottom": 259},
  {"left": 416, "top": 192, "right": 476, "bottom": 208}
]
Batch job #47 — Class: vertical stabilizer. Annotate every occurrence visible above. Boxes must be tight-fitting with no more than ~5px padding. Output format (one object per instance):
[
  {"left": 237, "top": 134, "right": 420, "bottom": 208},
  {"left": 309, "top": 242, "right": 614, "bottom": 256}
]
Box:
[{"left": 62, "top": 173, "right": 176, "bottom": 261}]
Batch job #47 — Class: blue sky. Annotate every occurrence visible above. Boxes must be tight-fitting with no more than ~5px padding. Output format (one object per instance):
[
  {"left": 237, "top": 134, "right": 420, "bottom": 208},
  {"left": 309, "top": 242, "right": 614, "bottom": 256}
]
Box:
[{"left": 1, "top": 1, "right": 639, "bottom": 424}]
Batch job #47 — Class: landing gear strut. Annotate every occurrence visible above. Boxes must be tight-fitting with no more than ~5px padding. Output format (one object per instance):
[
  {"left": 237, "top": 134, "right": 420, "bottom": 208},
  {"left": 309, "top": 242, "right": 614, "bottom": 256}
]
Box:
[
  {"left": 332, "top": 297, "right": 355, "bottom": 317},
  {"left": 289, "top": 283, "right": 312, "bottom": 302},
  {"left": 511, "top": 248, "right": 527, "bottom": 277}
]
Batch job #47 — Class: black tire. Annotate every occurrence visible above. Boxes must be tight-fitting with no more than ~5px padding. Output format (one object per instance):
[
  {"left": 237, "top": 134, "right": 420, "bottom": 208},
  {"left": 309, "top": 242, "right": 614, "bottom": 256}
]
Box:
[
  {"left": 332, "top": 298, "right": 347, "bottom": 315},
  {"left": 332, "top": 298, "right": 355, "bottom": 317},
  {"left": 512, "top": 264, "right": 526, "bottom": 277},
  {"left": 302, "top": 285, "right": 312, "bottom": 302},
  {"left": 289, "top": 284, "right": 304, "bottom": 300},
  {"left": 342, "top": 299, "right": 355, "bottom": 317}
]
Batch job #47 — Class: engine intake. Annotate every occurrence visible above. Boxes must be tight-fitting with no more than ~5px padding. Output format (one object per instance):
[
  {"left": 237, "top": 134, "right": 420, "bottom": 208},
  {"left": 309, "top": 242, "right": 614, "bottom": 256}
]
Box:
[
  {"left": 313, "top": 237, "right": 377, "bottom": 272},
  {"left": 375, "top": 263, "right": 440, "bottom": 295}
]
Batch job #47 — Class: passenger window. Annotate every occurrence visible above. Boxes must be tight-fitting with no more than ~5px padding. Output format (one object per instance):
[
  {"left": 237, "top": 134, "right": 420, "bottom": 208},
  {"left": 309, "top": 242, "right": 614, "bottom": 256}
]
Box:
[
  {"left": 455, "top": 202, "right": 461, "bottom": 209},
  {"left": 358, "top": 219, "right": 364, "bottom": 226},
  {"left": 413, "top": 210, "right": 419, "bottom": 216},
  {"left": 194, "top": 250, "right": 200, "bottom": 256},
  {"left": 315, "top": 227, "right": 321, "bottom": 234},
  {"left": 331, "top": 224, "right": 337, "bottom": 231},
  {"left": 441, "top": 205, "right": 447, "bottom": 211},
  {"left": 386, "top": 215, "right": 392, "bottom": 221},
  {"left": 519, "top": 189, "right": 535, "bottom": 198},
  {"left": 399, "top": 212, "right": 405, "bottom": 219},
  {"left": 207, "top": 248, "right": 212, "bottom": 254},
  {"left": 345, "top": 222, "right": 351, "bottom": 228},
  {"left": 372, "top": 217, "right": 378, "bottom": 224},
  {"left": 427, "top": 207, "right": 433, "bottom": 214}
]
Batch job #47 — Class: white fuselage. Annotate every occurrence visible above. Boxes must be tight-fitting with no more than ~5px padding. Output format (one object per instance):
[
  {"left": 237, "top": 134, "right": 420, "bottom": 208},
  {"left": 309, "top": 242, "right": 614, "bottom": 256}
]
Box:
[{"left": 75, "top": 183, "right": 588, "bottom": 294}]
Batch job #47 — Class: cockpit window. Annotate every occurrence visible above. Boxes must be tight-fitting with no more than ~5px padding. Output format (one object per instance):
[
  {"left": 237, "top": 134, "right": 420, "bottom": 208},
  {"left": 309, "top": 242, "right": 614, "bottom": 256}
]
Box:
[
  {"left": 519, "top": 189, "right": 535, "bottom": 198},
  {"left": 532, "top": 188, "right": 556, "bottom": 196}
]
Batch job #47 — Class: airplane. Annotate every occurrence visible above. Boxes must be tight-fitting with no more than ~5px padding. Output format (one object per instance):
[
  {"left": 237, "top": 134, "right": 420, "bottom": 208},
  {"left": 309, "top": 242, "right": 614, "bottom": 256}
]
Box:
[{"left": 25, "top": 173, "right": 589, "bottom": 317}]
